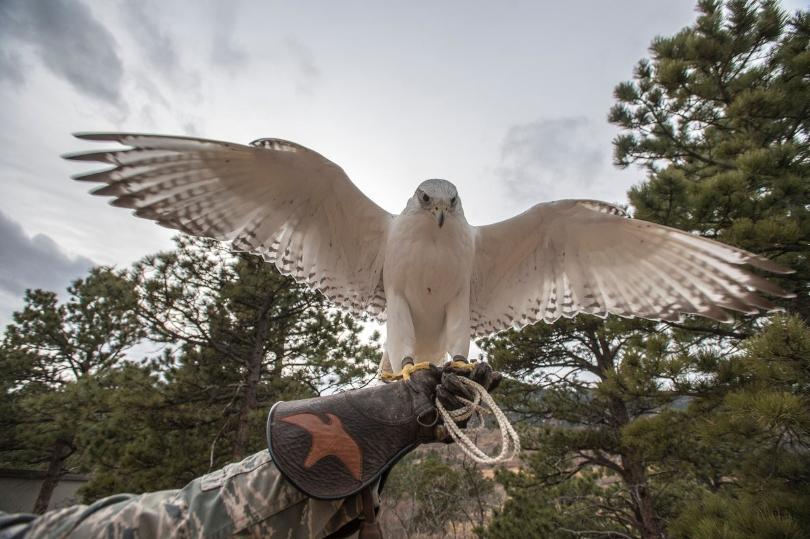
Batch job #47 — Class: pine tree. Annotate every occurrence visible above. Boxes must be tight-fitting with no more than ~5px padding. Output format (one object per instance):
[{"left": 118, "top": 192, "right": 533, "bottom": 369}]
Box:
[
  {"left": 0, "top": 268, "right": 142, "bottom": 512},
  {"left": 668, "top": 316, "right": 810, "bottom": 538},
  {"left": 79, "top": 235, "right": 379, "bottom": 498},
  {"left": 484, "top": 2, "right": 807, "bottom": 538},
  {"left": 609, "top": 0, "right": 808, "bottom": 319},
  {"left": 480, "top": 317, "right": 682, "bottom": 539}
]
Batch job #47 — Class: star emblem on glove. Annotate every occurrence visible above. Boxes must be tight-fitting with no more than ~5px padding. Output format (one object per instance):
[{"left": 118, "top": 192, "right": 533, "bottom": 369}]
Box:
[{"left": 280, "top": 412, "right": 363, "bottom": 481}]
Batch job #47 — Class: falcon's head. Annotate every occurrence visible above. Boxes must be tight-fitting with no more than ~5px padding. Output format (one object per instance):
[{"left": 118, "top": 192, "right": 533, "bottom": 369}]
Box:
[{"left": 412, "top": 179, "right": 462, "bottom": 227}]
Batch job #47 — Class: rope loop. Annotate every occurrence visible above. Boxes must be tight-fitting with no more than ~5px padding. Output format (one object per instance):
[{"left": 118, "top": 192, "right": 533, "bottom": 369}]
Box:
[{"left": 436, "top": 377, "right": 520, "bottom": 465}]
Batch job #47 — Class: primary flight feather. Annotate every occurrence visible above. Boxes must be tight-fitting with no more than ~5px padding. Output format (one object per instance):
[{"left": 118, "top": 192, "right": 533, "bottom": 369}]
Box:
[{"left": 64, "top": 133, "right": 793, "bottom": 374}]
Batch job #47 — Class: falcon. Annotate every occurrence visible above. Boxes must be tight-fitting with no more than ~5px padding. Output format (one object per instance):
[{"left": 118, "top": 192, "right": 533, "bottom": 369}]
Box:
[{"left": 64, "top": 133, "right": 793, "bottom": 374}]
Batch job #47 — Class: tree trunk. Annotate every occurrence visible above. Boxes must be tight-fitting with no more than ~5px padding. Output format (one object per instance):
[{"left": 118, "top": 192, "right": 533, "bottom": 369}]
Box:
[
  {"left": 270, "top": 323, "right": 287, "bottom": 379},
  {"left": 33, "top": 438, "right": 73, "bottom": 514},
  {"left": 232, "top": 358, "right": 262, "bottom": 460},
  {"left": 622, "top": 451, "right": 664, "bottom": 539},
  {"left": 232, "top": 294, "right": 275, "bottom": 460},
  {"left": 610, "top": 395, "right": 664, "bottom": 539}
]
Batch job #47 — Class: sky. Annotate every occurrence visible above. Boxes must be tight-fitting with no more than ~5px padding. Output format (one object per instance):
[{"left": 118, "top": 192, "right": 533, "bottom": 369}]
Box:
[{"left": 0, "top": 0, "right": 804, "bottom": 328}]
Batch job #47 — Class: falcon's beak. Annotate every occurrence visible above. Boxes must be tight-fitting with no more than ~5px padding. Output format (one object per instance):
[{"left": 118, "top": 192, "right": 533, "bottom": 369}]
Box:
[{"left": 429, "top": 204, "right": 448, "bottom": 227}]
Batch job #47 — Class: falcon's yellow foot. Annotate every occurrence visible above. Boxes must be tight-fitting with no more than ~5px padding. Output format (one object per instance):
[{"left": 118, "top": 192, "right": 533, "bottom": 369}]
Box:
[
  {"left": 379, "top": 357, "right": 432, "bottom": 381},
  {"left": 449, "top": 355, "right": 475, "bottom": 372},
  {"left": 401, "top": 361, "right": 433, "bottom": 380}
]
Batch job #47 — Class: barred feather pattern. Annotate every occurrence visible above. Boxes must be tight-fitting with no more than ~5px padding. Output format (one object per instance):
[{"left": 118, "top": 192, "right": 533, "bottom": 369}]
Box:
[
  {"left": 469, "top": 199, "right": 793, "bottom": 337},
  {"left": 65, "top": 133, "right": 393, "bottom": 321}
]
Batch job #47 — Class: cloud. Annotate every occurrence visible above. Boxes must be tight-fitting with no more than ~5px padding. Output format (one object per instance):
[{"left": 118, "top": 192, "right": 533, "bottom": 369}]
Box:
[
  {"left": 285, "top": 36, "right": 321, "bottom": 95},
  {"left": 0, "top": 0, "right": 124, "bottom": 106},
  {"left": 0, "top": 49, "right": 24, "bottom": 86},
  {"left": 119, "top": 1, "right": 179, "bottom": 75},
  {"left": 211, "top": 34, "right": 248, "bottom": 72},
  {"left": 210, "top": 3, "right": 248, "bottom": 72},
  {"left": 497, "top": 117, "right": 606, "bottom": 203},
  {"left": 119, "top": 1, "right": 201, "bottom": 99},
  {"left": 0, "top": 210, "right": 94, "bottom": 299},
  {"left": 181, "top": 120, "right": 202, "bottom": 136}
]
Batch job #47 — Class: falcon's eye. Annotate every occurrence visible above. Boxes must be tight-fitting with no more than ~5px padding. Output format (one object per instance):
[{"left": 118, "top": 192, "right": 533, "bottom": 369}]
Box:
[
  {"left": 422, "top": 193, "right": 430, "bottom": 203},
  {"left": 450, "top": 196, "right": 457, "bottom": 205}
]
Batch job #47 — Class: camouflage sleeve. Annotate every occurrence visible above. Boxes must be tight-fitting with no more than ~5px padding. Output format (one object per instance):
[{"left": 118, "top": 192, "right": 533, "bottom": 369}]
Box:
[{"left": 0, "top": 450, "right": 367, "bottom": 539}]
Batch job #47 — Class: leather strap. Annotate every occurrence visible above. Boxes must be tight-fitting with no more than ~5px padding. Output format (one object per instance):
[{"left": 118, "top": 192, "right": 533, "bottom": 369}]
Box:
[{"left": 359, "top": 486, "right": 383, "bottom": 539}]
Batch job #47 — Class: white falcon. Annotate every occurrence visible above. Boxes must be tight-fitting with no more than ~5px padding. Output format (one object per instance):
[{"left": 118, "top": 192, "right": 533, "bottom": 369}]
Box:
[{"left": 65, "top": 133, "right": 792, "bottom": 374}]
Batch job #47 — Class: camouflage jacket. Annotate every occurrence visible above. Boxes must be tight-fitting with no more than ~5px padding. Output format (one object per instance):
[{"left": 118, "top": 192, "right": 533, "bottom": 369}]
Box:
[{"left": 0, "top": 450, "right": 368, "bottom": 539}]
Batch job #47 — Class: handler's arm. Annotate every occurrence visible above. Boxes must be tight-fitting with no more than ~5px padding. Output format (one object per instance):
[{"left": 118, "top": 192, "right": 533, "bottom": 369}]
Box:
[{"left": 0, "top": 450, "right": 364, "bottom": 539}]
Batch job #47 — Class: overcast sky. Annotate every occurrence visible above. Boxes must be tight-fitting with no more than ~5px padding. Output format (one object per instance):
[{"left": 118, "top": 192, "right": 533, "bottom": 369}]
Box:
[{"left": 0, "top": 0, "right": 804, "bottom": 327}]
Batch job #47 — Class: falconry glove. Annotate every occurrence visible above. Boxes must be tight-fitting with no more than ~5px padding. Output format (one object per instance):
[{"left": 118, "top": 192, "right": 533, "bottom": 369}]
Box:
[
  {"left": 266, "top": 366, "right": 445, "bottom": 500},
  {"left": 266, "top": 362, "right": 504, "bottom": 496},
  {"left": 266, "top": 363, "right": 504, "bottom": 538}
]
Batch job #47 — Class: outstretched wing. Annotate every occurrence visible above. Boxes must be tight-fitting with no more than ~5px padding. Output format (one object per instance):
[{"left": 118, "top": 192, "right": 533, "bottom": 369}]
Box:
[
  {"left": 65, "top": 133, "right": 393, "bottom": 320},
  {"left": 470, "top": 199, "right": 792, "bottom": 337}
]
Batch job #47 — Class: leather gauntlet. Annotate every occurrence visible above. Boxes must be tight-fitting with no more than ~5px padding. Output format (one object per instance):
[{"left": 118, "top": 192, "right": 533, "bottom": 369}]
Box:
[{"left": 267, "top": 367, "right": 443, "bottom": 500}]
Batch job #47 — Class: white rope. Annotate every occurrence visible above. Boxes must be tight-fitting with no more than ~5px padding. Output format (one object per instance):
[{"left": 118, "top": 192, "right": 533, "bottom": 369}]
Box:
[{"left": 435, "top": 377, "right": 521, "bottom": 465}]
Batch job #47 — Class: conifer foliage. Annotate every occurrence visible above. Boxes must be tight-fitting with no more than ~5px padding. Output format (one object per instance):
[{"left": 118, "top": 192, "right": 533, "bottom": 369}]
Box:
[
  {"left": 0, "top": 237, "right": 379, "bottom": 509},
  {"left": 0, "top": 268, "right": 143, "bottom": 512},
  {"left": 484, "top": 2, "right": 808, "bottom": 538},
  {"left": 610, "top": 0, "right": 808, "bottom": 317}
]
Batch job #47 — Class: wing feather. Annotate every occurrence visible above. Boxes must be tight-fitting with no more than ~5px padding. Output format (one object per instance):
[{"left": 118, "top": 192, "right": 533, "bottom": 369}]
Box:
[
  {"left": 65, "top": 132, "right": 393, "bottom": 319},
  {"left": 470, "top": 199, "right": 792, "bottom": 337}
]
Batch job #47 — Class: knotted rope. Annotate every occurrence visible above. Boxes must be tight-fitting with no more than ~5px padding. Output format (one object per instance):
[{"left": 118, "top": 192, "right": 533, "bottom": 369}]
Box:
[{"left": 379, "top": 360, "right": 433, "bottom": 382}]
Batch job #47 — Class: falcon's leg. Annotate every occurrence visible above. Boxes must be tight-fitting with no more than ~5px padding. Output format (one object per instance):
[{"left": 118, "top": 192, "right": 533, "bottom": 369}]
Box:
[
  {"left": 444, "top": 292, "right": 471, "bottom": 361},
  {"left": 385, "top": 293, "right": 416, "bottom": 374}
]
